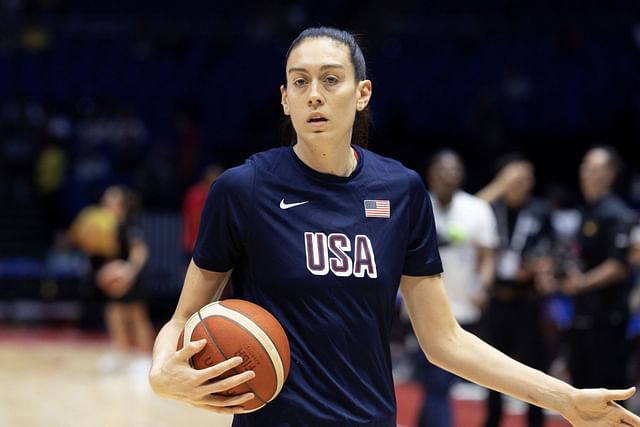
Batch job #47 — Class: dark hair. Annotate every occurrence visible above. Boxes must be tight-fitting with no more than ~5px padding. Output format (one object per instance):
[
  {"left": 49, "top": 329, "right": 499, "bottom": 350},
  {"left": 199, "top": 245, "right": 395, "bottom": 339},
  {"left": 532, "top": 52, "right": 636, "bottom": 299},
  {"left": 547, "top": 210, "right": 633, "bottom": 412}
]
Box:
[
  {"left": 282, "top": 26, "right": 370, "bottom": 148},
  {"left": 285, "top": 27, "right": 367, "bottom": 81},
  {"left": 425, "top": 148, "right": 464, "bottom": 172},
  {"left": 104, "top": 185, "right": 143, "bottom": 223},
  {"left": 493, "top": 152, "right": 530, "bottom": 175}
]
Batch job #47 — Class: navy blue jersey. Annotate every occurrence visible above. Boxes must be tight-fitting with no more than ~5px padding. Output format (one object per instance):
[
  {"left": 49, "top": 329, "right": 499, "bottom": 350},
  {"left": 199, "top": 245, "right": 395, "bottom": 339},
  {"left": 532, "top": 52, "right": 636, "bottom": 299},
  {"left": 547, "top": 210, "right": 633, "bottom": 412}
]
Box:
[{"left": 193, "top": 145, "right": 442, "bottom": 427}]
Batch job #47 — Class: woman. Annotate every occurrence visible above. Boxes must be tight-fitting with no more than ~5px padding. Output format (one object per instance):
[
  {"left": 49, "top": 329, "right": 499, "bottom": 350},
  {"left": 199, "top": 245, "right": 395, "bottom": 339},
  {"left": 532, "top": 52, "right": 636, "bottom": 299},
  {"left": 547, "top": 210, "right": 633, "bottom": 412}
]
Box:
[
  {"left": 149, "top": 27, "right": 640, "bottom": 426},
  {"left": 71, "top": 185, "right": 153, "bottom": 374}
]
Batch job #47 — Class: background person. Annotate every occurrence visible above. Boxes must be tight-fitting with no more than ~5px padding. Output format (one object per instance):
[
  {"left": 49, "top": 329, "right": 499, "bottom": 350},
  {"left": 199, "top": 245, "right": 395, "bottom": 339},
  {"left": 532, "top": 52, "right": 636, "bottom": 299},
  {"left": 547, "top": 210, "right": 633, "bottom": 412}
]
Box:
[
  {"left": 561, "top": 146, "right": 637, "bottom": 390},
  {"left": 412, "top": 148, "right": 497, "bottom": 427},
  {"left": 70, "top": 185, "right": 153, "bottom": 375},
  {"left": 181, "top": 163, "right": 225, "bottom": 261},
  {"left": 477, "top": 154, "right": 556, "bottom": 427}
]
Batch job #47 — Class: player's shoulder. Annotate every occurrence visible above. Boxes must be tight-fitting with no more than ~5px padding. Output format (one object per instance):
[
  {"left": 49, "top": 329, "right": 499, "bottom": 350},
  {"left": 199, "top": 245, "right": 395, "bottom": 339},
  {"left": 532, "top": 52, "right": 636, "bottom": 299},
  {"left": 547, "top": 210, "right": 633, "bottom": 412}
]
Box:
[
  {"left": 525, "top": 196, "right": 551, "bottom": 218},
  {"left": 599, "top": 193, "right": 637, "bottom": 223},
  {"left": 359, "top": 146, "right": 423, "bottom": 187},
  {"left": 455, "top": 191, "right": 493, "bottom": 211},
  {"left": 215, "top": 147, "right": 290, "bottom": 188},
  {"left": 215, "top": 162, "right": 253, "bottom": 189},
  {"left": 246, "top": 146, "right": 291, "bottom": 174}
]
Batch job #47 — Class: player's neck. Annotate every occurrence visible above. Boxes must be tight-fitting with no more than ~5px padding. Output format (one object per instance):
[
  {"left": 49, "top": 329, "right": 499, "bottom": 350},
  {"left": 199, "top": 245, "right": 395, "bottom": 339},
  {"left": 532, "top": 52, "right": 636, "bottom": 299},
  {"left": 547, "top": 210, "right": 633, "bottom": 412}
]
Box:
[
  {"left": 436, "top": 193, "right": 454, "bottom": 208},
  {"left": 293, "top": 140, "right": 357, "bottom": 177}
]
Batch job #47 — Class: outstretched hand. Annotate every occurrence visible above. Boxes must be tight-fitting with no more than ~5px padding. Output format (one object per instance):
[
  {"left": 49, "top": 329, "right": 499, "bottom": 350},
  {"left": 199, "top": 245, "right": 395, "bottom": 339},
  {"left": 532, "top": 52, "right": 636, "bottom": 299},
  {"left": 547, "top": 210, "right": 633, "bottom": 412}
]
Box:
[{"left": 563, "top": 387, "right": 640, "bottom": 426}]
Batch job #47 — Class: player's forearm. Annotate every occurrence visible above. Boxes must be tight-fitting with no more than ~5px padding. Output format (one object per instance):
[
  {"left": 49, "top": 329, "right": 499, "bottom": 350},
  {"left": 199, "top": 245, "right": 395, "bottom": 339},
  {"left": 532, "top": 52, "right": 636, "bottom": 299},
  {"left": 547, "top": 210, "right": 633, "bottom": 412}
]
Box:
[
  {"left": 150, "top": 263, "right": 231, "bottom": 375},
  {"left": 584, "top": 259, "right": 628, "bottom": 291},
  {"left": 476, "top": 247, "right": 495, "bottom": 289},
  {"left": 128, "top": 240, "right": 149, "bottom": 275},
  {"left": 429, "top": 327, "right": 575, "bottom": 415},
  {"left": 150, "top": 318, "right": 184, "bottom": 376},
  {"left": 475, "top": 181, "right": 505, "bottom": 204}
]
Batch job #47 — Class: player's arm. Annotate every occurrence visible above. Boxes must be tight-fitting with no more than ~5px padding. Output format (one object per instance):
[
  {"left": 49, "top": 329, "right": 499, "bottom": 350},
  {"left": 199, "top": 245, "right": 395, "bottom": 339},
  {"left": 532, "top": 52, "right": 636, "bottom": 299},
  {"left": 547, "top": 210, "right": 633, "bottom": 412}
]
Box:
[
  {"left": 400, "top": 274, "right": 640, "bottom": 426},
  {"left": 477, "top": 244, "right": 495, "bottom": 293},
  {"left": 112, "top": 237, "right": 149, "bottom": 289},
  {"left": 475, "top": 161, "right": 530, "bottom": 203},
  {"left": 562, "top": 218, "right": 631, "bottom": 295},
  {"left": 151, "top": 259, "right": 228, "bottom": 369},
  {"left": 149, "top": 260, "right": 255, "bottom": 413}
]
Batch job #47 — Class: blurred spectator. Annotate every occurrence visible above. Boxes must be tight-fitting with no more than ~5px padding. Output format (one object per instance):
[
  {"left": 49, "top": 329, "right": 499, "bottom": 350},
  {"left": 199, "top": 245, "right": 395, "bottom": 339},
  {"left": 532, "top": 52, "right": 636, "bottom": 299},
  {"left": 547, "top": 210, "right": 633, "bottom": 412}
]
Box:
[
  {"left": 68, "top": 185, "right": 154, "bottom": 377},
  {"left": 34, "top": 138, "right": 68, "bottom": 241},
  {"left": 559, "top": 146, "right": 637, "bottom": 390},
  {"left": 181, "top": 163, "right": 224, "bottom": 260},
  {"left": 477, "top": 154, "right": 554, "bottom": 427},
  {"left": 412, "top": 149, "right": 497, "bottom": 427}
]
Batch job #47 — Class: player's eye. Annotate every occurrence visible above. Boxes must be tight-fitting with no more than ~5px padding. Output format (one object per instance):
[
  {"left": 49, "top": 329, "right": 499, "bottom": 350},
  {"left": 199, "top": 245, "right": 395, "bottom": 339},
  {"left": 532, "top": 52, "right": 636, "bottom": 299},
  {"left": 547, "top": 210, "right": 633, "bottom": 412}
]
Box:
[
  {"left": 324, "top": 75, "right": 339, "bottom": 85},
  {"left": 293, "top": 78, "right": 307, "bottom": 87}
]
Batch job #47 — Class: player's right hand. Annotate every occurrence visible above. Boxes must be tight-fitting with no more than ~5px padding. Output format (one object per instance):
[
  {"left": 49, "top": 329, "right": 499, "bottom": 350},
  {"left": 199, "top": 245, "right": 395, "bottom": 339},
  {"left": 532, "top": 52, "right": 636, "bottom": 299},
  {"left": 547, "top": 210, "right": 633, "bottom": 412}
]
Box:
[{"left": 149, "top": 339, "right": 256, "bottom": 414}]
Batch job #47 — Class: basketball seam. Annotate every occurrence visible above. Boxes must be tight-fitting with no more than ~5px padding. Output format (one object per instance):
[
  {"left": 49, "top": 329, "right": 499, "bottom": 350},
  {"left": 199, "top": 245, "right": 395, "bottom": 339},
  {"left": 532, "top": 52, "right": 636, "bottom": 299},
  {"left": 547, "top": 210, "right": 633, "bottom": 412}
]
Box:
[
  {"left": 205, "top": 314, "right": 282, "bottom": 400},
  {"left": 221, "top": 302, "right": 289, "bottom": 375},
  {"left": 215, "top": 302, "right": 285, "bottom": 397},
  {"left": 197, "top": 309, "right": 268, "bottom": 405}
]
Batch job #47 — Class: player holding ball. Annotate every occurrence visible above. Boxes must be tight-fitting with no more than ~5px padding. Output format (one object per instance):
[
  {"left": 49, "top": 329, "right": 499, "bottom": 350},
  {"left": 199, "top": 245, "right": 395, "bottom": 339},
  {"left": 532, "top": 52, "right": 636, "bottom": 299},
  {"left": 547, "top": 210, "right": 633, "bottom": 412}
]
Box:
[{"left": 149, "top": 27, "right": 640, "bottom": 426}]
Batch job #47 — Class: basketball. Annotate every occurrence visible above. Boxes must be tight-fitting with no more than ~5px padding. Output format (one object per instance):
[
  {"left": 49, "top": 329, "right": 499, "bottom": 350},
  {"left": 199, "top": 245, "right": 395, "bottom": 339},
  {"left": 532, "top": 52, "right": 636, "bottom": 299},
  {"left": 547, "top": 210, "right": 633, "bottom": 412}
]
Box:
[
  {"left": 95, "top": 260, "right": 131, "bottom": 298},
  {"left": 178, "top": 299, "right": 291, "bottom": 413},
  {"left": 68, "top": 205, "right": 119, "bottom": 257}
]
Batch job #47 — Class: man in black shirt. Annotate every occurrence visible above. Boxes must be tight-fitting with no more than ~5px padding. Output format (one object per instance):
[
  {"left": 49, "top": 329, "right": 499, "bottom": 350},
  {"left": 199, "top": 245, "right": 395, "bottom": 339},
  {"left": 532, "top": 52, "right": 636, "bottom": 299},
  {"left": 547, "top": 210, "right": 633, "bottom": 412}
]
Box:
[
  {"left": 477, "top": 155, "right": 554, "bottom": 427},
  {"left": 562, "top": 145, "right": 637, "bottom": 389}
]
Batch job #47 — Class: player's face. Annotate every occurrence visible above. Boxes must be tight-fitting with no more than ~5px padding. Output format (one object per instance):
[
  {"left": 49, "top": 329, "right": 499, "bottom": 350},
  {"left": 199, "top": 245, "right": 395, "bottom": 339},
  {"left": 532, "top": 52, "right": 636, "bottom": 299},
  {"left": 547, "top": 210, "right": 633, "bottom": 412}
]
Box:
[
  {"left": 280, "top": 38, "right": 371, "bottom": 146},
  {"left": 428, "top": 154, "right": 464, "bottom": 198},
  {"left": 101, "top": 187, "right": 126, "bottom": 219},
  {"left": 503, "top": 161, "right": 534, "bottom": 205},
  {"left": 579, "top": 149, "right": 614, "bottom": 201}
]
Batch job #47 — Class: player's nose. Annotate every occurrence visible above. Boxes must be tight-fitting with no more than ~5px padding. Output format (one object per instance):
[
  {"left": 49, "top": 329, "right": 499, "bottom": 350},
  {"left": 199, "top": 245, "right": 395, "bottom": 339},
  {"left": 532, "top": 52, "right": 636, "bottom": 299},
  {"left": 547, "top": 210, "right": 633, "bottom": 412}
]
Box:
[{"left": 307, "top": 81, "right": 323, "bottom": 107}]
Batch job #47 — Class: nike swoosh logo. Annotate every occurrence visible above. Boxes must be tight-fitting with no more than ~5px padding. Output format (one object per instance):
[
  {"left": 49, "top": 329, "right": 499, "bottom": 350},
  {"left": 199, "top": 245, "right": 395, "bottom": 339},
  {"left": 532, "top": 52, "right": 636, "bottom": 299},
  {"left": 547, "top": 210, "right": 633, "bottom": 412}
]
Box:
[{"left": 280, "top": 199, "right": 310, "bottom": 210}]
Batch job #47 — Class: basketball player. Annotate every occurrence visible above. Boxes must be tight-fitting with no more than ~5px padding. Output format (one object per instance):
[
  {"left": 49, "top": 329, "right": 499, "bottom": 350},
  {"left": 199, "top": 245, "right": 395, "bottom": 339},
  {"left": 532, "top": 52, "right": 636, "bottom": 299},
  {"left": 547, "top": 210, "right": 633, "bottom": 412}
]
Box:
[
  {"left": 74, "top": 186, "right": 154, "bottom": 375},
  {"left": 149, "top": 27, "right": 640, "bottom": 426}
]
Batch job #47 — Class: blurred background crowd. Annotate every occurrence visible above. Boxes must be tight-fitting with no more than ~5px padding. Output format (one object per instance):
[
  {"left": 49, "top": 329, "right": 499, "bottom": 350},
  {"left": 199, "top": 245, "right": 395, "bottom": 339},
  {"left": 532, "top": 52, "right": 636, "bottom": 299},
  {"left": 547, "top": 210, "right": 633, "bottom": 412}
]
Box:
[{"left": 1, "top": 1, "right": 640, "bottom": 425}]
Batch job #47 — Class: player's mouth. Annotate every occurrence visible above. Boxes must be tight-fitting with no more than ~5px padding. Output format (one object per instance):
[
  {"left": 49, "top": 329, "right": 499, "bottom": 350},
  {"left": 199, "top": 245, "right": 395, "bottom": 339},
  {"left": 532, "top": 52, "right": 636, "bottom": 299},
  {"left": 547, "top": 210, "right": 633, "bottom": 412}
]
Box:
[{"left": 307, "top": 113, "right": 328, "bottom": 126}]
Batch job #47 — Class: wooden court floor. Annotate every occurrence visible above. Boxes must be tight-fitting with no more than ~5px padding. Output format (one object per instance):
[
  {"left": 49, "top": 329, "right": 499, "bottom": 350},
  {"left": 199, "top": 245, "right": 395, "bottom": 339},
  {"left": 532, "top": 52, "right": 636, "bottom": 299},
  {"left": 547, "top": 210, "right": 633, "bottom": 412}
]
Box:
[
  {"left": 0, "top": 328, "right": 232, "bottom": 427},
  {"left": 0, "top": 328, "right": 570, "bottom": 427}
]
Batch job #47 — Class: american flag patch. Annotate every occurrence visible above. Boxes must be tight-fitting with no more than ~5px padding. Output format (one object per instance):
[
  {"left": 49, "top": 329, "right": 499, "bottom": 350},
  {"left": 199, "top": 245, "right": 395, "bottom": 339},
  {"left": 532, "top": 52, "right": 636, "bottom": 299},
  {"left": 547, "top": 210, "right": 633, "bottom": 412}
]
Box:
[{"left": 364, "top": 200, "right": 390, "bottom": 218}]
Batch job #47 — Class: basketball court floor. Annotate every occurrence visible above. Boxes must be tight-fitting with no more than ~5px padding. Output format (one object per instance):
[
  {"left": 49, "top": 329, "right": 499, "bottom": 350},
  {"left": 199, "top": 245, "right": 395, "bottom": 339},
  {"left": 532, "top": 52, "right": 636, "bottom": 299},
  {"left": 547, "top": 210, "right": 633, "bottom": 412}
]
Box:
[{"left": 0, "top": 328, "right": 570, "bottom": 427}]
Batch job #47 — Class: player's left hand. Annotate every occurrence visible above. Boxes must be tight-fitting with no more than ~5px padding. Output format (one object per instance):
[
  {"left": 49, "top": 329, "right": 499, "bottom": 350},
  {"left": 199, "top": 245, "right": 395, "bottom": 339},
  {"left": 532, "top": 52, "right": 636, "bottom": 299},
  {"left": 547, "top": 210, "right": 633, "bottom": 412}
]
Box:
[
  {"left": 562, "top": 387, "right": 640, "bottom": 426},
  {"left": 561, "top": 268, "right": 587, "bottom": 296},
  {"left": 532, "top": 257, "right": 558, "bottom": 295},
  {"left": 97, "top": 260, "right": 137, "bottom": 298}
]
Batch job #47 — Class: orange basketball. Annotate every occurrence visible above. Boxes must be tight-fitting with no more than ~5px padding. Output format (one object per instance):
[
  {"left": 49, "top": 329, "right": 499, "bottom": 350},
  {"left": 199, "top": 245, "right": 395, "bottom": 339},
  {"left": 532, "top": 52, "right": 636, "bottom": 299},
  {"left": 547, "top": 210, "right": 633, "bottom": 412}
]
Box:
[
  {"left": 69, "top": 205, "right": 119, "bottom": 257},
  {"left": 95, "top": 260, "right": 130, "bottom": 298},
  {"left": 177, "top": 299, "right": 291, "bottom": 413}
]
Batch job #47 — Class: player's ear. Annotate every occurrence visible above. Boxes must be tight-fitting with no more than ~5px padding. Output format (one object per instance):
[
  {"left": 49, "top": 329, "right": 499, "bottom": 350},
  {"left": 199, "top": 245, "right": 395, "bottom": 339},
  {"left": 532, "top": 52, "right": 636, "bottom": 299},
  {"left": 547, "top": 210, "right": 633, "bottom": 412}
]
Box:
[
  {"left": 356, "top": 80, "right": 372, "bottom": 112},
  {"left": 280, "top": 85, "right": 290, "bottom": 116}
]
